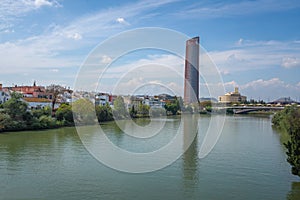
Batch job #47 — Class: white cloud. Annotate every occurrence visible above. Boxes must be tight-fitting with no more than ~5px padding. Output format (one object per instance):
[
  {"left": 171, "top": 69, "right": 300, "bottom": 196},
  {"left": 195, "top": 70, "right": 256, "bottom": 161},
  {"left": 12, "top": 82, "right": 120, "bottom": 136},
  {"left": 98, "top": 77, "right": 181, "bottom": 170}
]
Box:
[
  {"left": 22, "top": 0, "right": 61, "bottom": 8},
  {"left": 1, "top": 29, "right": 15, "bottom": 34},
  {"left": 281, "top": 57, "right": 300, "bottom": 68},
  {"left": 218, "top": 78, "right": 300, "bottom": 101},
  {"left": 0, "top": 0, "right": 61, "bottom": 30},
  {"left": 66, "top": 32, "right": 82, "bottom": 40},
  {"left": 242, "top": 78, "right": 284, "bottom": 89},
  {"left": 209, "top": 40, "right": 300, "bottom": 73},
  {"left": 236, "top": 38, "right": 243, "bottom": 46},
  {"left": 0, "top": 0, "right": 177, "bottom": 74},
  {"left": 103, "top": 54, "right": 184, "bottom": 78},
  {"left": 92, "top": 54, "right": 184, "bottom": 94},
  {"left": 101, "top": 55, "right": 112, "bottom": 64},
  {"left": 32, "top": 0, "right": 58, "bottom": 8},
  {"left": 178, "top": 0, "right": 300, "bottom": 18},
  {"left": 239, "top": 78, "right": 300, "bottom": 101},
  {"left": 116, "top": 17, "right": 130, "bottom": 25}
]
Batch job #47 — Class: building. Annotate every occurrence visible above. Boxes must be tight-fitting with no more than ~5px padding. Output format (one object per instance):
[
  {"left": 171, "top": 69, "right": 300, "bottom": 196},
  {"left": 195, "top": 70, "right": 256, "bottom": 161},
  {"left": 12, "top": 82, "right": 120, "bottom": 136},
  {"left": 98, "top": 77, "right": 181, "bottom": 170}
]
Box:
[
  {"left": 270, "top": 97, "right": 298, "bottom": 105},
  {"left": 0, "top": 84, "right": 10, "bottom": 104},
  {"left": 23, "top": 97, "right": 53, "bottom": 109},
  {"left": 95, "top": 93, "right": 110, "bottom": 106},
  {"left": 218, "top": 87, "right": 247, "bottom": 103},
  {"left": 184, "top": 37, "right": 199, "bottom": 104},
  {"left": 2, "top": 81, "right": 53, "bottom": 100}
]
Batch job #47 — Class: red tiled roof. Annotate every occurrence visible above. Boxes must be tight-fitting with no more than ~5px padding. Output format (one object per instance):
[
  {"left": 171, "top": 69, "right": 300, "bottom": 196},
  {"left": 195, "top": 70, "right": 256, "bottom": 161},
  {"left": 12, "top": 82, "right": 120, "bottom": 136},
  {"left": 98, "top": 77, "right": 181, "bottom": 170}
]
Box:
[{"left": 23, "top": 97, "right": 51, "bottom": 103}]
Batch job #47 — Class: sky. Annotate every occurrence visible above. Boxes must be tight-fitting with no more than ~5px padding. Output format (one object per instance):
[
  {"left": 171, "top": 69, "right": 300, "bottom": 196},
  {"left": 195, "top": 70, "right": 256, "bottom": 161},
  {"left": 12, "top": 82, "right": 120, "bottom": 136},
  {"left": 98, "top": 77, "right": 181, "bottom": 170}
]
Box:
[{"left": 0, "top": 0, "right": 300, "bottom": 101}]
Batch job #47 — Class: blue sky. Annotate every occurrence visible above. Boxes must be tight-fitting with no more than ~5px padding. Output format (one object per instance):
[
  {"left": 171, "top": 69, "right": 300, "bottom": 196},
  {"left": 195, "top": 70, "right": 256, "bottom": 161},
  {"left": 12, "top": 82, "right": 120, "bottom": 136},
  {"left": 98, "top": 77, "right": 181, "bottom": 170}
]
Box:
[{"left": 0, "top": 0, "right": 300, "bottom": 101}]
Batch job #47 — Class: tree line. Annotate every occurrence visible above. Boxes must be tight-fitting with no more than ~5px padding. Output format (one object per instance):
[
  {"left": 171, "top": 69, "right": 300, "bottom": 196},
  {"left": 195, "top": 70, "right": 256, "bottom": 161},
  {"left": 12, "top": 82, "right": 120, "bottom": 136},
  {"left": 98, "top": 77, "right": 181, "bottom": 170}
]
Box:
[
  {"left": 0, "top": 93, "right": 185, "bottom": 132},
  {"left": 272, "top": 105, "right": 300, "bottom": 177}
]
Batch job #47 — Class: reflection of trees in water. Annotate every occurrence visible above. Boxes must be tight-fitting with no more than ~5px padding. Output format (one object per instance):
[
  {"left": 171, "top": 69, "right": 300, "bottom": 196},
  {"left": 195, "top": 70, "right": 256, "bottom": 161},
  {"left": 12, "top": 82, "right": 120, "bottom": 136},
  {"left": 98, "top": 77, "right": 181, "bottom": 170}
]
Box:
[
  {"left": 287, "top": 182, "right": 300, "bottom": 200},
  {"left": 0, "top": 127, "right": 79, "bottom": 170}
]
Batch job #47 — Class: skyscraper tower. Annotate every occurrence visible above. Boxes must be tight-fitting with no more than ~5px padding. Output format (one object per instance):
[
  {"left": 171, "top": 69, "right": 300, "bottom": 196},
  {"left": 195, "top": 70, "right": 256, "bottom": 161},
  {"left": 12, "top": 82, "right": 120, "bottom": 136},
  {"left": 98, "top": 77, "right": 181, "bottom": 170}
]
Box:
[{"left": 184, "top": 37, "right": 199, "bottom": 104}]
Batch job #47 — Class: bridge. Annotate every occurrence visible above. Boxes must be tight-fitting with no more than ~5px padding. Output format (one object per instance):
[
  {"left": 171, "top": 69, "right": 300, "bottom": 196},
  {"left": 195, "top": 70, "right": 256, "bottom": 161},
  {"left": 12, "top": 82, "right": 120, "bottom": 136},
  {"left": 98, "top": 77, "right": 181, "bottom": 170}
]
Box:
[{"left": 214, "top": 106, "right": 285, "bottom": 114}]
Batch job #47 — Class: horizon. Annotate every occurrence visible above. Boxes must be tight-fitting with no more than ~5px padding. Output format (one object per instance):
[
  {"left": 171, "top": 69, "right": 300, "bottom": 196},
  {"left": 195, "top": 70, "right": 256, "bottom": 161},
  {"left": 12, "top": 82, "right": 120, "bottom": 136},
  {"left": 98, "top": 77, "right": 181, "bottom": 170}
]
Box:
[{"left": 1, "top": 81, "right": 297, "bottom": 103}]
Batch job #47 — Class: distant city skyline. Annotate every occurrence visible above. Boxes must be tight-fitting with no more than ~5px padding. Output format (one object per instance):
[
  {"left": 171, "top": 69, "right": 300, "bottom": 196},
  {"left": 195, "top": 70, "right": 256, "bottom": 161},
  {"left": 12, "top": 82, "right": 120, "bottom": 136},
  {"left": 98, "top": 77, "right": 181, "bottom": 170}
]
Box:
[{"left": 0, "top": 0, "right": 300, "bottom": 101}]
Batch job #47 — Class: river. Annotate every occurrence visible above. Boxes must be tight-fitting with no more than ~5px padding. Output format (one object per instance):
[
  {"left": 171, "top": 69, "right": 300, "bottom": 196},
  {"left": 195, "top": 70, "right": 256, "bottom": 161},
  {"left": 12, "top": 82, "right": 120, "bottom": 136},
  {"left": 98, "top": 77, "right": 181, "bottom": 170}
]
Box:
[{"left": 0, "top": 115, "right": 299, "bottom": 199}]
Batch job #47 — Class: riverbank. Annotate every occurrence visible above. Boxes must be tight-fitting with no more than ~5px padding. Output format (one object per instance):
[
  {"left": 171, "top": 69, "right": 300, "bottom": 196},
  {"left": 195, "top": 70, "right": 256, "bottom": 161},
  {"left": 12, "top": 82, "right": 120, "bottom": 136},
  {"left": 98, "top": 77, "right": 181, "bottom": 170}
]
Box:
[{"left": 272, "top": 105, "right": 300, "bottom": 176}]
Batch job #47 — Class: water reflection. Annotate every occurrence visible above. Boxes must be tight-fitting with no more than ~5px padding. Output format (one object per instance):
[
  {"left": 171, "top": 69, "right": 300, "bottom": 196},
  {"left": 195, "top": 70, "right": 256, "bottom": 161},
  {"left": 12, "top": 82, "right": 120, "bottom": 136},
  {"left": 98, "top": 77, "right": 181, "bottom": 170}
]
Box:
[
  {"left": 0, "top": 128, "right": 80, "bottom": 173},
  {"left": 182, "top": 115, "right": 199, "bottom": 197},
  {"left": 287, "top": 182, "right": 300, "bottom": 200}
]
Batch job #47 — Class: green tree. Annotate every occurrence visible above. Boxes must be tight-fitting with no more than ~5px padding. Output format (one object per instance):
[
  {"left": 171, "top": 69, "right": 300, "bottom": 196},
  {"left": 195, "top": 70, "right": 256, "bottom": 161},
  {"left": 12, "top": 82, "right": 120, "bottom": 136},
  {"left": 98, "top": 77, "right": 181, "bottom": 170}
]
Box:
[
  {"left": 32, "top": 106, "right": 51, "bottom": 119},
  {"left": 200, "top": 101, "right": 212, "bottom": 109},
  {"left": 273, "top": 105, "right": 300, "bottom": 176},
  {"left": 55, "top": 103, "right": 74, "bottom": 125},
  {"left": 96, "top": 103, "right": 113, "bottom": 122},
  {"left": 113, "top": 96, "right": 128, "bottom": 119},
  {"left": 3, "top": 92, "right": 28, "bottom": 120},
  {"left": 165, "top": 102, "right": 179, "bottom": 115},
  {"left": 38, "top": 115, "right": 57, "bottom": 128},
  {"left": 137, "top": 104, "right": 150, "bottom": 117},
  {"left": 178, "top": 97, "right": 184, "bottom": 112},
  {"left": 0, "top": 113, "right": 13, "bottom": 131},
  {"left": 46, "top": 84, "right": 66, "bottom": 116},
  {"left": 72, "top": 98, "right": 96, "bottom": 125},
  {"left": 129, "top": 105, "right": 137, "bottom": 118}
]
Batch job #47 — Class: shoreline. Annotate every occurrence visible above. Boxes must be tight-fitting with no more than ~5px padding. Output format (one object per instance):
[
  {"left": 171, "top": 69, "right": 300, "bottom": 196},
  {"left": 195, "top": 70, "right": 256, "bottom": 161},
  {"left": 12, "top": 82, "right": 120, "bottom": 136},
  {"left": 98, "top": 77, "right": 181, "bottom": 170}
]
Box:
[{"left": 0, "top": 112, "right": 275, "bottom": 134}]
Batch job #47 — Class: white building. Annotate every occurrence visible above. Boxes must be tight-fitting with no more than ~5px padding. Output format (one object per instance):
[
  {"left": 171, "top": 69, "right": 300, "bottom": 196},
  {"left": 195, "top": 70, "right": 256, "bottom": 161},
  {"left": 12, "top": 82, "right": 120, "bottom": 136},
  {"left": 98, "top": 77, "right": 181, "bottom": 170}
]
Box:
[
  {"left": 23, "top": 97, "right": 57, "bottom": 109},
  {"left": 95, "top": 93, "right": 110, "bottom": 106},
  {"left": 0, "top": 84, "right": 10, "bottom": 104},
  {"left": 218, "top": 87, "right": 247, "bottom": 103},
  {"left": 0, "top": 91, "right": 10, "bottom": 104}
]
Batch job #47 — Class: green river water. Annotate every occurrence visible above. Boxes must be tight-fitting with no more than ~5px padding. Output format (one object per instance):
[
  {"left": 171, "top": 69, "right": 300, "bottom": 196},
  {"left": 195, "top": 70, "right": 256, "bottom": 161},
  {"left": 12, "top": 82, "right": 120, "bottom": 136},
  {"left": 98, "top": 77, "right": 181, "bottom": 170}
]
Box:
[{"left": 0, "top": 115, "right": 299, "bottom": 199}]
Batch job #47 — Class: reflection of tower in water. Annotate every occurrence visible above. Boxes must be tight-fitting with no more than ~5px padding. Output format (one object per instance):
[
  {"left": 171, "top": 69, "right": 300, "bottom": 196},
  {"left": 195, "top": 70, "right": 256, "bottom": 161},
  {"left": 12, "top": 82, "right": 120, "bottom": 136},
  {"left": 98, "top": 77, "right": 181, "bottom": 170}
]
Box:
[{"left": 182, "top": 115, "right": 199, "bottom": 189}]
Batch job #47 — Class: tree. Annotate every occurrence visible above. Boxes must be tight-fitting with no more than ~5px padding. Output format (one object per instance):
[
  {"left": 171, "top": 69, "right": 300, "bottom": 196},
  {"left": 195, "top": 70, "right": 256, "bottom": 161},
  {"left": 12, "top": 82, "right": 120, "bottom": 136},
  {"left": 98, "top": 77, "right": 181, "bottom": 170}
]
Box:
[
  {"left": 200, "top": 101, "right": 212, "bottom": 112},
  {"left": 72, "top": 98, "right": 96, "bottom": 125},
  {"left": 129, "top": 105, "right": 137, "bottom": 118},
  {"left": 137, "top": 104, "right": 150, "bottom": 117},
  {"left": 55, "top": 103, "right": 74, "bottom": 125},
  {"left": 96, "top": 103, "right": 113, "bottom": 122},
  {"left": 113, "top": 96, "right": 128, "bottom": 119},
  {"left": 273, "top": 105, "right": 300, "bottom": 176},
  {"left": 32, "top": 106, "right": 51, "bottom": 119},
  {"left": 0, "top": 113, "right": 13, "bottom": 131},
  {"left": 3, "top": 92, "right": 28, "bottom": 120},
  {"left": 46, "top": 84, "right": 66, "bottom": 116},
  {"left": 177, "top": 97, "right": 184, "bottom": 112},
  {"left": 165, "top": 99, "right": 180, "bottom": 115}
]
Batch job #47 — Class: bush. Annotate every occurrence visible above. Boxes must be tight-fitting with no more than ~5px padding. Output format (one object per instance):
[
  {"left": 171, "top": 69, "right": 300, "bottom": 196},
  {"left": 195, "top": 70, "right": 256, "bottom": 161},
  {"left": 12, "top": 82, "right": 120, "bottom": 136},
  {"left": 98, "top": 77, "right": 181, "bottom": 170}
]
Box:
[
  {"left": 39, "top": 116, "right": 57, "bottom": 128},
  {"left": 0, "top": 113, "right": 13, "bottom": 131},
  {"left": 96, "top": 104, "right": 113, "bottom": 122},
  {"left": 72, "top": 99, "right": 96, "bottom": 125},
  {"left": 55, "top": 103, "right": 74, "bottom": 125},
  {"left": 273, "top": 105, "right": 300, "bottom": 176}
]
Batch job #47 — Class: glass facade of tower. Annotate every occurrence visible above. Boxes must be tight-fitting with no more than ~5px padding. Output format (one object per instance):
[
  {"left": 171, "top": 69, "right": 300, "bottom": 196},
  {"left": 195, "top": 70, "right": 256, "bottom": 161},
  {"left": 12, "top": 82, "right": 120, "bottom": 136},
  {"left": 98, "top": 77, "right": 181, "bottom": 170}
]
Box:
[{"left": 184, "top": 37, "right": 199, "bottom": 104}]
